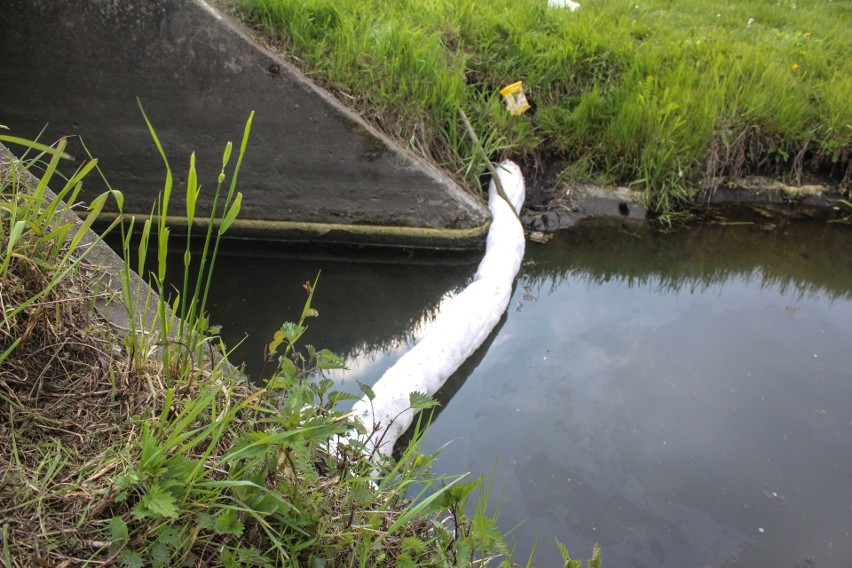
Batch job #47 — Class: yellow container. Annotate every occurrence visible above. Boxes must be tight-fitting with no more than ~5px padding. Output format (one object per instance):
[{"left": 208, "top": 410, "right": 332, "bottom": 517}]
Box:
[{"left": 499, "top": 81, "right": 531, "bottom": 116}]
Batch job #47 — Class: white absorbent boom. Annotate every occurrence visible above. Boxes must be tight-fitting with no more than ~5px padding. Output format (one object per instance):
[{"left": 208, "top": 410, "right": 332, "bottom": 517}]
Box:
[{"left": 350, "top": 160, "right": 526, "bottom": 455}]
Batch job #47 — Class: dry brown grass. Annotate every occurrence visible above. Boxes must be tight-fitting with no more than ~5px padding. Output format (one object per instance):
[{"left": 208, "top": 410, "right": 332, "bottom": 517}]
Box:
[{"left": 0, "top": 242, "right": 155, "bottom": 565}]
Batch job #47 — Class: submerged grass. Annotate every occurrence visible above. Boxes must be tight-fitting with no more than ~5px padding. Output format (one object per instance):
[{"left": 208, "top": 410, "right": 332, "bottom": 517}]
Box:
[
  {"left": 230, "top": 0, "right": 851, "bottom": 218},
  {"left": 1, "top": 125, "right": 572, "bottom": 565}
]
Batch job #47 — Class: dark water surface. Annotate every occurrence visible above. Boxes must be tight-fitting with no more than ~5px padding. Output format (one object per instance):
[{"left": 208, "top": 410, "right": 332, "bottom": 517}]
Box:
[
  {"left": 192, "top": 244, "right": 478, "bottom": 379},
  {"left": 201, "top": 215, "right": 852, "bottom": 567}
]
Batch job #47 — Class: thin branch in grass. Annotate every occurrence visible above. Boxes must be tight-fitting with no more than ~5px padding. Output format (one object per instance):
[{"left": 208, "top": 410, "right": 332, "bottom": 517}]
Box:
[{"left": 458, "top": 108, "right": 519, "bottom": 221}]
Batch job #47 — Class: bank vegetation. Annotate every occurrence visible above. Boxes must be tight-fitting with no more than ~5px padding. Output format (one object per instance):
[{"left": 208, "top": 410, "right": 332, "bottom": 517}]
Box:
[
  {"left": 0, "top": 125, "right": 601, "bottom": 566},
  {"left": 229, "top": 0, "right": 851, "bottom": 221}
]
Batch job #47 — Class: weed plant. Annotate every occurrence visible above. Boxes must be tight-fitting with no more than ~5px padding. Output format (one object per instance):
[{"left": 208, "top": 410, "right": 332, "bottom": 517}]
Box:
[
  {"left": 231, "top": 0, "right": 851, "bottom": 220},
  {"left": 0, "top": 125, "right": 571, "bottom": 565}
]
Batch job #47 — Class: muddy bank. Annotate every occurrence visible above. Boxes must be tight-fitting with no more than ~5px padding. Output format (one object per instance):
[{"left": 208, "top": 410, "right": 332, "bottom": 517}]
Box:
[{"left": 521, "top": 172, "right": 848, "bottom": 234}]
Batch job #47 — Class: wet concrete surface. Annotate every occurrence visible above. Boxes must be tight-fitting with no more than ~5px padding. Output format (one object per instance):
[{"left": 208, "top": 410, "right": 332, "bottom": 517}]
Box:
[{"left": 0, "top": 0, "right": 488, "bottom": 249}]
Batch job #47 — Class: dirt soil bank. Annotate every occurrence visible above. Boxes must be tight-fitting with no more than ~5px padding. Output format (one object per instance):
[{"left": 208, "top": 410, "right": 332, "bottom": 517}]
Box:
[{"left": 519, "top": 164, "right": 848, "bottom": 234}]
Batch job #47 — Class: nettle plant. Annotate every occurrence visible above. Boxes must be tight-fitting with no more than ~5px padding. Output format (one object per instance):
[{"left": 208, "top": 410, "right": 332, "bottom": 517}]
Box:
[{"left": 254, "top": 297, "right": 513, "bottom": 567}]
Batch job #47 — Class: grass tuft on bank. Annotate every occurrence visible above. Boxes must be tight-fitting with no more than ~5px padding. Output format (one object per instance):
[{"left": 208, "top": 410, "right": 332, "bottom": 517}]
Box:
[
  {"left": 0, "top": 125, "right": 555, "bottom": 566},
  {"left": 231, "top": 0, "right": 851, "bottom": 219}
]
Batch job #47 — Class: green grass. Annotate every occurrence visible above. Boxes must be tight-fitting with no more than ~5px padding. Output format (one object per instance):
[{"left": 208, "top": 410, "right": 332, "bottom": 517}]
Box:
[
  {"left": 3, "top": 125, "right": 576, "bottom": 566},
  {"left": 231, "top": 0, "right": 851, "bottom": 218}
]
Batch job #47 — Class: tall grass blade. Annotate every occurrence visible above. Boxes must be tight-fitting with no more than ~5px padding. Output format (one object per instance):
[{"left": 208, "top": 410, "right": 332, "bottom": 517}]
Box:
[{"left": 0, "top": 134, "right": 72, "bottom": 160}]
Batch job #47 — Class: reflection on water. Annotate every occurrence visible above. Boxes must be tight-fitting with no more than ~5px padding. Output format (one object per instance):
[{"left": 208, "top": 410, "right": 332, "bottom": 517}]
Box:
[
  {"left": 198, "top": 215, "right": 852, "bottom": 567},
  {"left": 523, "top": 212, "right": 852, "bottom": 302},
  {"left": 416, "top": 215, "right": 852, "bottom": 567},
  {"left": 189, "top": 242, "right": 478, "bottom": 380}
]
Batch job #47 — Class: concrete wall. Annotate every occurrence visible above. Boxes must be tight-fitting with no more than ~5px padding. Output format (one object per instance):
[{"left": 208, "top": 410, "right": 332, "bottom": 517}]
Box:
[{"left": 0, "top": 0, "right": 489, "bottom": 249}]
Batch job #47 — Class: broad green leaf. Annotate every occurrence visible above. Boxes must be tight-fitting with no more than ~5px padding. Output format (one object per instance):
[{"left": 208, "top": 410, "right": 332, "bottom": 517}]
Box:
[
  {"left": 165, "top": 455, "right": 202, "bottom": 482},
  {"left": 445, "top": 478, "right": 481, "bottom": 508},
  {"left": 279, "top": 322, "right": 304, "bottom": 345},
  {"left": 409, "top": 391, "right": 439, "bottom": 410},
  {"left": 158, "top": 525, "right": 180, "bottom": 547},
  {"left": 196, "top": 512, "right": 216, "bottom": 530},
  {"left": 135, "top": 483, "right": 179, "bottom": 519},
  {"left": 114, "top": 471, "right": 141, "bottom": 493},
  {"left": 108, "top": 517, "right": 128, "bottom": 542},
  {"left": 470, "top": 514, "right": 507, "bottom": 553},
  {"left": 401, "top": 537, "right": 427, "bottom": 556},
  {"left": 214, "top": 509, "right": 245, "bottom": 536},
  {"left": 327, "top": 390, "right": 360, "bottom": 403},
  {"left": 358, "top": 381, "right": 375, "bottom": 401},
  {"left": 119, "top": 550, "right": 143, "bottom": 568},
  {"left": 250, "top": 491, "right": 286, "bottom": 516},
  {"left": 313, "top": 348, "right": 345, "bottom": 370},
  {"left": 149, "top": 541, "right": 171, "bottom": 566},
  {"left": 351, "top": 479, "right": 374, "bottom": 505},
  {"left": 278, "top": 356, "right": 298, "bottom": 378}
]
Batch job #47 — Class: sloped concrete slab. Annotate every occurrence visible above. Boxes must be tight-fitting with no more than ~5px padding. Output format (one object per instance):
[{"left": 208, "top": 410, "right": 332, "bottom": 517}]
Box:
[{"left": 0, "top": 0, "right": 489, "bottom": 249}]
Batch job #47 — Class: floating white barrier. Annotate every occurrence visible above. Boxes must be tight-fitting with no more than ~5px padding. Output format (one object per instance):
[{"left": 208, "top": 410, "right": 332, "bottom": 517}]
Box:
[
  {"left": 350, "top": 160, "right": 526, "bottom": 455},
  {"left": 548, "top": 0, "right": 581, "bottom": 10}
]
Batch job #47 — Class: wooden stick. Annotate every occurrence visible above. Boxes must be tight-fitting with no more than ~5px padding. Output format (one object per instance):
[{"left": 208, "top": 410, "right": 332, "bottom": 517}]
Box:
[{"left": 458, "top": 108, "right": 520, "bottom": 220}]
